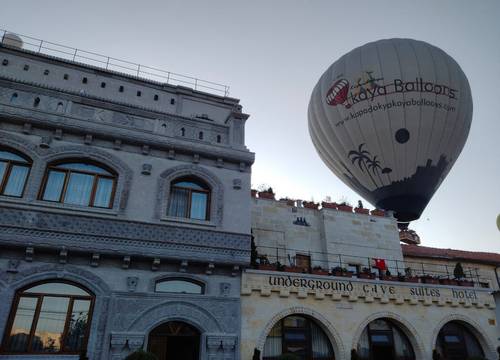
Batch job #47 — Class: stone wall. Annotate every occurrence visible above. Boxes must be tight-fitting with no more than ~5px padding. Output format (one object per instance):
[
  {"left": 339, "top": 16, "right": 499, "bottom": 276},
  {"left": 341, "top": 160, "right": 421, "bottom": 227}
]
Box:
[
  {"left": 241, "top": 270, "right": 499, "bottom": 360},
  {"left": 251, "top": 198, "right": 403, "bottom": 270}
]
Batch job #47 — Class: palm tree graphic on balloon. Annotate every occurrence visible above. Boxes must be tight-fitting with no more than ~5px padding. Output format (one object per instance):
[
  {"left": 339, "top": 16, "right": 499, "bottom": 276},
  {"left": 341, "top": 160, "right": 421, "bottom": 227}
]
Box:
[{"left": 348, "top": 143, "right": 392, "bottom": 188}]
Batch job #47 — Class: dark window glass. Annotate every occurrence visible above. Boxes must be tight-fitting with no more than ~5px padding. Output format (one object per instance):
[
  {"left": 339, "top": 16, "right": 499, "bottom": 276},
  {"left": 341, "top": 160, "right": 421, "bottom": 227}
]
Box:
[
  {"left": 155, "top": 279, "right": 204, "bottom": 294},
  {"left": 263, "top": 315, "right": 334, "bottom": 360},
  {"left": 357, "top": 318, "right": 415, "bottom": 360},
  {"left": 3, "top": 281, "right": 94, "bottom": 355},
  {"left": 40, "top": 161, "right": 116, "bottom": 208},
  {"left": 167, "top": 177, "right": 210, "bottom": 221},
  {"left": 0, "top": 149, "right": 31, "bottom": 197},
  {"left": 436, "top": 321, "right": 484, "bottom": 359}
]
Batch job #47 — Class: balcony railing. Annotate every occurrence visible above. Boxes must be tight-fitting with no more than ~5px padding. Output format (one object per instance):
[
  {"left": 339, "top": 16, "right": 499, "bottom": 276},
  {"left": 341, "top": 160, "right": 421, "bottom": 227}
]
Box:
[
  {"left": 253, "top": 245, "right": 491, "bottom": 288},
  {"left": 0, "top": 29, "right": 230, "bottom": 97}
]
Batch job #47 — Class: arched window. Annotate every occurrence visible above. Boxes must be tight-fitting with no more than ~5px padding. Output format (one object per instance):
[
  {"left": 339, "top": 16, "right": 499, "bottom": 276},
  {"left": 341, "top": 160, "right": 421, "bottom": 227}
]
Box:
[
  {"left": 155, "top": 278, "right": 204, "bottom": 294},
  {"left": 263, "top": 315, "right": 334, "bottom": 360},
  {"left": 2, "top": 281, "right": 94, "bottom": 354},
  {"left": 40, "top": 161, "right": 116, "bottom": 208},
  {"left": 167, "top": 177, "right": 210, "bottom": 220},
  {"left": 0, "top": 148, "right": 31, "bottom": 197},
  {"left": 436, "top": 321, "right": 484, "bottom": 360},
  {"left": 356, "top": 318, "right": 415, "bottom": 360}
]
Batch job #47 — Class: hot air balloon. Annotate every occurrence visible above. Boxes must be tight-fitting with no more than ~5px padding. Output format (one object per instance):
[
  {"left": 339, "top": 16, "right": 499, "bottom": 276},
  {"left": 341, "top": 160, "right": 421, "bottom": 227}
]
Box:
[{"left": 308, "top": 38, "right": 472, "bottom": 228}]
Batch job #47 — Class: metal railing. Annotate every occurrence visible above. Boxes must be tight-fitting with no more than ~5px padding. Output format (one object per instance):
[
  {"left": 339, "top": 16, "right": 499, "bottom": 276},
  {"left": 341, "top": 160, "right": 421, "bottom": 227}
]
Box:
[
  {"left": 254, "top": 245, "right": 491, "bottom": 288},
  {"left": 0, "top": 29, "right": 230, "bottom": 97}
]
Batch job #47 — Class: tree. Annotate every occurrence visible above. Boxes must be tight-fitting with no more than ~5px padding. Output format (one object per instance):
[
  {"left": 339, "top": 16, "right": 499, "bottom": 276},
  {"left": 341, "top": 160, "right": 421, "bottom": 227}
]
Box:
[{"left": 454, "top": 262, "right": 465, "bottom": 280}]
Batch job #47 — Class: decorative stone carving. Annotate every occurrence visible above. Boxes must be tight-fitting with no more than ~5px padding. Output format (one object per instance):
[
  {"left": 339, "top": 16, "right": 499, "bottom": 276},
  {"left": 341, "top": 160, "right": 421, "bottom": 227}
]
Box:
[
  {"left": 59, "top": 247, "right": 68, "bottom": 264},
  {"left": 167, "top": 149, "right": 175, "bottom": 159},
  {"left": 152, "top": 258, "right": 160, "bottom": 271},
  {"left": 0, "top": 207, "right": 250, "bottom": 264},
  {"left": 54, "top": 128, "right": 63, "bottom": 140},
  {"left": 206, "top": 262, "right": 215, "bottom": 275},
  {"left": 25, "top": 246, "right": 34, "bottom": 262},
  {"left": 217, "top": 158, "right": 224, "bottom": 168},
  {"left": 127, "top": 276, "right": 139, "bottom": 292},
  {"left": 232, "top": 178, "right": 241, "bottom": 190},
  {"left": 141, "top": 145, "right": 150, "bottom": 155},
  {"left": 39, "top": 136, "right": 52, "bottom": 148},
  {"left": 90, "top": 253, "right": 100, "bottom": 267},
  {"left": 180, "top": 260, "right": 188, "bottom": 273},
  {"left": 84, "top": 134, "right": 93, "bottom": 145},
  {"left": 220, "top": 282, "right": 231, "bottom": 297},
  {"left": 7, "top": 259, "right": 20, "bottom": 273},
  {"left": 113, "top": 139, "right": 122, "bottom": 150},
  {"left": 141, "top": 163, "right": 152, "bottom": 175},
  {"left": 122, "top": 256, "right": 131, "bottom": 269}
]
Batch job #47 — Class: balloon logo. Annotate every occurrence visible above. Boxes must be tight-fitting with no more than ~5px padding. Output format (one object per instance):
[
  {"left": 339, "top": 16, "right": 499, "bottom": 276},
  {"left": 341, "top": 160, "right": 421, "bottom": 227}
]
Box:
[
  {"left": 309, "top": 38, "right": 473, "bottom": 226},
  {"left": 326, "top": 79, "right": 350, "bottom": 108}
]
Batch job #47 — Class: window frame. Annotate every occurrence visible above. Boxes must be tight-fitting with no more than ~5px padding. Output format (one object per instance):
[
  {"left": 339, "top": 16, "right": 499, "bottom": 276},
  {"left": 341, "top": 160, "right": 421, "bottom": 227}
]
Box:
[
  {"left": 154, "top": 278, "right": 205, "bottom": 295},
  {"left": 1, "top": 280, "right": 95, "bottom": 355},
  {"left": 0, "top": 147, "right": 31, "bottom": 198},
  {"left": 38, "top": 159, "right": 117, "bottom": 209},
  {"left": 168, "top": 177, "right": 211, "bottom": 221},
  {"left": 263, "top": 315, "right": 335, "bottom": 360}
]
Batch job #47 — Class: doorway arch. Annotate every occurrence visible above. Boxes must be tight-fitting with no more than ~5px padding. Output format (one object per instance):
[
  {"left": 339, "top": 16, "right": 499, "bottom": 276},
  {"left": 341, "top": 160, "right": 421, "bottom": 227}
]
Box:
[{"left": 148, "top": 321, "right": 201, "bottom": 360}]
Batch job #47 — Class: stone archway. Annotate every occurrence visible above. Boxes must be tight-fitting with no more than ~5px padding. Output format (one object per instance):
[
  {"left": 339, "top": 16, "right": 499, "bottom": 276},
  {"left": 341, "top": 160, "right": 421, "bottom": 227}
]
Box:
[
  {"left": 256, "top": 306, "right": 345, "bottom": 360},
  {"left": 351, "top": 311, "right": 425, "bottom": 360},
  {"left": 148, "top": 321, "right": 201, "bottom": 360},
  {"left": 431, "top": 314, "right": 496, "bottom": 359}
]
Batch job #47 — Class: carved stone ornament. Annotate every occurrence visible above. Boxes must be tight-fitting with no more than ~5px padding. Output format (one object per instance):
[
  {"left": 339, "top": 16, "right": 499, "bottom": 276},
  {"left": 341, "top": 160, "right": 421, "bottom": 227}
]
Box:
[{"left": 127, "top": 276, "right": 139, "bottom": 292}]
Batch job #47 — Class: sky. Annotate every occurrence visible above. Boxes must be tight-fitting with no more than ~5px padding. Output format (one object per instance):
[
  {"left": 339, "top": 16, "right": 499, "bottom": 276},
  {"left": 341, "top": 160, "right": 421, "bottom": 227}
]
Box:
[{"left": 1, "top": 0, "right": 499, "bottom": 252}]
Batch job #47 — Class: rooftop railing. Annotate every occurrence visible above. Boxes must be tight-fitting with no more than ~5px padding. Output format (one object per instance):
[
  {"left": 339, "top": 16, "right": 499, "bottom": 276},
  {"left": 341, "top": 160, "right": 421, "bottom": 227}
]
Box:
[
  {"left": 0, "top": 29, "right": 230, "bottom": 97},
  {"left": 253, "top": 245, "right": 492, "bottom": 288}
]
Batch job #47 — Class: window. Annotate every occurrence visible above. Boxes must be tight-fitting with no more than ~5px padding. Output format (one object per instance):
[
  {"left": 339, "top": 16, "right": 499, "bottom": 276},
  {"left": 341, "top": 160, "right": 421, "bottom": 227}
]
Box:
[
  {"left": 295, "top": 254, "right": 311, "bottom": 272},
  {"left": 0, "top": 148, "right": 31, "bottom": 197},
  {"left": 2, "top": 281, "right": 94, "bottom": 354},
  {"left": 155, "top": 279, "right": 204, "bottom": 294},
  {"left": 356, "top": 318, "right": 415, "bottom": 360},
  {"left": 436, "top": 321, "right": 484, "bottom": 359},
  {"left": 167, "top": 177, "right": 210, "bottom": 220},
  {"left": 263, "top": 315, "right": 334, "bottom": 360},
  {"left": 40, "top": 161, "right": 116, "bottom": 208}
]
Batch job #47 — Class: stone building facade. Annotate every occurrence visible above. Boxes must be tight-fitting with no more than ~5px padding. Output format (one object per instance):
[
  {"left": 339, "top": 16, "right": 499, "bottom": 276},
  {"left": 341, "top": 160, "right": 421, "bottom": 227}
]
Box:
[
  {"left": 244, "top": 196, "right": 500, "bottom": 360},
  {"left": 0, "top": 37, "right": 253, "bottom": 360}
]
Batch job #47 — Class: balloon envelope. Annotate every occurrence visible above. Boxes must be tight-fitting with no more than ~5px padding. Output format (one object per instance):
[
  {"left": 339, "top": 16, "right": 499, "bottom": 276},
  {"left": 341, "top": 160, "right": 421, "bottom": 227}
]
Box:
[{"left": 308, "top": 38, "right": 472, "bottom": 223}]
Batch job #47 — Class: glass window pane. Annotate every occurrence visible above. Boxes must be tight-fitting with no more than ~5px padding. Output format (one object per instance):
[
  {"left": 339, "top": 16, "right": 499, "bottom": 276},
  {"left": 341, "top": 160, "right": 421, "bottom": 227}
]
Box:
[
  {"left": 0, "top": 150, "right": 28, "bottom": 162},
  {"left": 25, "top": 283, "right": 90, "bottom": 296},
  {"left": 32, "top": 296, "right": 69, "bottom": 353},
  {"left": 284, "top": 316, "right": 307, "bottom": 328},
  {"left": 155, "top": 280, "right": 203, "bottom": 294},
  {"left": 64, "top": 299, "right": 91, "bottom": 352},
  {"left": 190, "top": 192, "right": 208, "bottom": 220},
  {"left": 7, "top": 297, "right": 38, "bottom": 352},
  {"left": 174, "top": 181, "right": 207, "bottom": 190},
  {"left": 43, "top": 171, "right": 66, "bottom": 201},
  {"left": 3, "top": 165, "right": 29, "bottom": 196},
  {"left": 55, "top": 163, "right": 111, "bottom": 175},
  {"left": 64, "top": 173, "right": 94, "bottom": 206},
  {"left": 168, "top": 188, "right": 189, "bottom": 217},
  {"left": 93, "top": 177, "right": 113, "bottom": 208}
]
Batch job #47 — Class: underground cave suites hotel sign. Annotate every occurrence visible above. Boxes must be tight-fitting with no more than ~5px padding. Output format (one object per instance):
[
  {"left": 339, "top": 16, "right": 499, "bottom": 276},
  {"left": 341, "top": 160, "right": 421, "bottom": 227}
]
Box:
[{"left": 243, "top": 272, "right": 493, "bottom": 306}]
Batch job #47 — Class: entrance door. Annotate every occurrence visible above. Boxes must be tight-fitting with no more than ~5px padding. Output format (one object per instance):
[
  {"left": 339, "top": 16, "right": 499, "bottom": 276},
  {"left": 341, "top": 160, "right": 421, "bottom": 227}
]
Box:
[
  {"left": 148, "top": 321, "right": 200, "bottom": 360},
  {"left": 369, "top": 331, "right": 395, "bottom": 360}
]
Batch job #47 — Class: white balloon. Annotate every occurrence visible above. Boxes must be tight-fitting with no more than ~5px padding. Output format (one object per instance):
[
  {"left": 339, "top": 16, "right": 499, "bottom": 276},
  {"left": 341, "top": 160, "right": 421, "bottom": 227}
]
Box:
[{"left": 308, "top": 38, "right": 472, "bottom": 223}]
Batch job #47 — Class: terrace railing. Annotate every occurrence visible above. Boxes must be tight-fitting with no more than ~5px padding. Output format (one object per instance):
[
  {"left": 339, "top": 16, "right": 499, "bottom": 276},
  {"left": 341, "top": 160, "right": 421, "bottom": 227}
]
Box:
[
  {"left": 0, "top": 29, "right": 230, "bottom": 97},
  {"left": 254, "top": 245, "right": 491, "bottom": 288}
]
